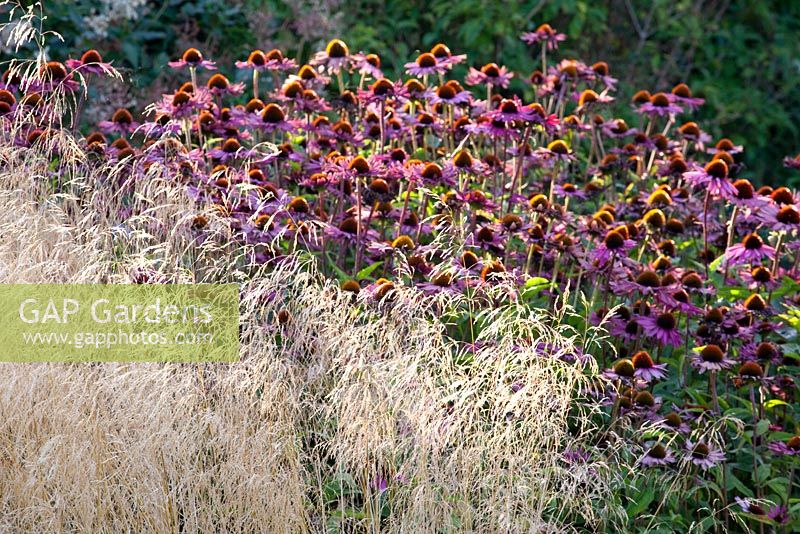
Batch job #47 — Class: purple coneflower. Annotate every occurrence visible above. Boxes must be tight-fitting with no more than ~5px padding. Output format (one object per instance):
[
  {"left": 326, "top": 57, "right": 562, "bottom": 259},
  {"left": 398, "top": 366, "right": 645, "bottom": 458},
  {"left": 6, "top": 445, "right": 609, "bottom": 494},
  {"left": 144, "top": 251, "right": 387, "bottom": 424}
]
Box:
[
  {"left": 66, "top": 49, "right": 114, "bottom": 76},
  {"left": 724, "top": 233, "right": 776, "bottom": 266},
  {"left": 682, "top": 159, "right": 737, "bottom": 199},
  {"left": 685, "top": 440, "right": 725, "bottom": 470},
  {"left": 521, "top": 23, "right": 566, "bottom": 50},
  {"left": 691, "top": 344, "right": 735, "bottom": 373},
  {"left": 638, "top": 311, "right": 682, "bottom": 347},
  {"left": 98, "top": 108, "right": 139, "bottom": 135},
  {"left": 640, "top": 443, "right": 676, "bottom": 467},
  {"left": 466, "top": 63, "right": 514, "bottom": 89},
  {"left": 168, "top": 48, "right": 216, "bottom": 70},
  {"left": 768, "top": 435, "right": 800, "bottom": 456},
  {"left": 429, "top": 43, "right": 466, "bottom": 68},
  {"left": 631, "top": 350, "right": 668, "bottom": 382},
  {"left": 351, "top": 52, "right": 383, "bottom": 79},
  {"left": 635, "top": 92, "right": 682, "bottom": 117},
  {"left": 310, "top": 39, "right": 351, "bottom": 72},
  {"left": 669, "top": 83, "right": 704, "bottom": 110},
  {"left": 404, "top": 52, "right": 448, "bottom": 77}
]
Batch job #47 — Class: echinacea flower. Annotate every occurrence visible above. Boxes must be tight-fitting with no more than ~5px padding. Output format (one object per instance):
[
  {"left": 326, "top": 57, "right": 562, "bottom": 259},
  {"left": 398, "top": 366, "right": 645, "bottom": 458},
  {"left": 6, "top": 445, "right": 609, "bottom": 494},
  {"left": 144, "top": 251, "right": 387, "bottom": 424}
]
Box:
[
  {"left": 168, "top": 48, "right": 217, "bottom": 70},
  {"left": 34, "top": 61, "right": 79, "bottom": 92},
  {"left": 768, "top": 435, "right": 800, "bottom": 456},
  {"left": 592, "top": 228, "right": 636, "bottom": 268},
  {"left": 65, "top": 49, "right": 114, "bottom": 76},
  {"left": 638, "top": 311, "right": 682, "bottom": 347},
  {"left": 756, "top": 202, "right": 800, "bottom": 232},
  {"left": 429, "top": 80, "right": 471, "bottom": 105},
  {"left": 429, "top": 43, "right": 466, "bottom": 68},
  {"left": 631, "top": 350, "right": 668, "bottom": 382},
  {"left": 640, "top": 443, "right": 676, "bottom": 467},
  {"left": 691, "top": 344, "right": 735, "bottom": 373},
  {"left": 236, "top": 49, "right": 296, "bottom": 72},
  {"left": 310, "top": 39, "right": 351, "bottom": 73},
  {"left": 521, "top": 23, "right": 566, "bottom": 50},
  {"left": 351, "top": 52, "right": 383, "bottom": 79},
  {"left": 404, "top": 52, "right": 449, "bottom": 77},
  {"left": 205, "top": 73, "right": 244, "bottom": 97},
  {"left": 783, "top": 153, "right": 800, "bottom": 170},
  {"left": 724, "top": 233, "right": 776, "bottom": 266},
  {"left": 635, "top": 92, "right": 682, "bottom": 117},
  {"left": 685, "top": 440, "right": 725, "bottom": 470},
  {"left": 669, "top": 83, "right": 704, "bottom": 110},
  {"left": 98, "top": 108, "right": 139, "bottom": 135},
  {"left": 466, "top": 63, "right": 514, "bottom": 89},
  {"left": 682, "top": 160, "right": 737, "bottom": 199}
]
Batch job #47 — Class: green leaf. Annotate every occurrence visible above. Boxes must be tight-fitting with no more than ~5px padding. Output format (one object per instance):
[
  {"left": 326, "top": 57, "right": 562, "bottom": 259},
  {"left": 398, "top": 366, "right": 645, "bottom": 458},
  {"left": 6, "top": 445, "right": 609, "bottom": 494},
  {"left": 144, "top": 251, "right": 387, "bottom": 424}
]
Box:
[
  {"left": 726, "top": 470, "right": 754, "bottom": 497},
  {"left": 756, "top": 418, "right": 770, "bottom": 436},
  {"left": 626, "top": 487, "right": 655, "bottom": 517},
  {"left": 708, "top": 254, "right": 725, "bottom": 272},
  {"left": 764, "top": 399, "right": 788, "bottom": 409},
  {"left": 356, "top": 261, "right": 383, "bottom": 280}
]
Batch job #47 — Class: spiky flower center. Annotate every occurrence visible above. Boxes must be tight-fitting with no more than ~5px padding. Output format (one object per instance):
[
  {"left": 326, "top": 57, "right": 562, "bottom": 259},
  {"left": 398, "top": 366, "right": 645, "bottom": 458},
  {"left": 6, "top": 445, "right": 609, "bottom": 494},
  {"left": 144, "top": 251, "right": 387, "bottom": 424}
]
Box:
[
  {"left": 742, "top": 234, "right": 764, "bottom": 250},
  {"left": 81, "top": 49, "right": 103, "bottom": 64},
  {"left": 744, "top": 293, "right": 767, "bottom": 311},
  {"left": 182, "top": 48, "right": 203, "bottom": 63},
  {"left": 325, "top": 39, "right": 349, "bottom": 58},
  {"left": 392, "top": 235, "right": 415, "bottom": 250},
  {"left": 613, "top": 359, "right": 635, "bottom": 377},
  {"left": 261, "top": 104, "right": 285, "bottom": 123},
  {"left": 650, "top": 92, "right": 670, "bottom": 107},
  {"left": 655, "top": 312, "right": 676, "bottom": 330},
  {"left": 665, "top": 412, "right": 682, "bottom": 427},
  {"left": 207, "top": 73, "right": 229, "bottom": 90},
  {"left": 112, "top": 108, "right": 133, "bottom": 124},
  {"left": 604, "top": 230, "right": 625, "bottom": 249},
  {"left": 739, "top": 361, "right": 763, "bottom": 377},
  {"left": 265, "top": 49, "right": 283, "bottom": 61},
  {"left": 341, "top": 280, "right": 360, "bottom": 293},
  {"left": 700, "top": 344, "right": 724, "bottom": 363},
  {"left": 777, "top": 206, "right": 800, "bottom": 225},
  {"left": 461, "top": 251, "right": 478, "bottom": 268},
  {"left": 770, "top": 187, "right": 795, "bottom": 205},
  {"left": 481, "top": 63, "right": 501, "bottom": 77},
  {"left": 372, "top": 78, "right": 394, "bottom": 96},
  {"left": 755, "top": 341, "right": 777, "bottom": 360},
  {"left": 632, "top": 351, "right": 654, "bottom": 369},
  {"left": 733, "top": 179, "right": 754, "bottom": 199},
  {"left": 421, "top": 162, "right": 443, "bottom": 180},
  {"left": 437, "top": 83, "right": 457, "bottom": 100},
  {"left": 547, "top": 139, "right": 569, "bottom": 154},
  {"left": 43, "top": 61, "right": 68, "bottom": 79},
  {"left": 716, "top": 138, "right": 735, "bottom": 151},
  {"left": 635, "top": 270, "right": 661, "bottom": 288},
  {"left": 679, "top": 122, "right": 700, "bottom": 137},
  {"left": 500, "top": 99, "right": 519, "bottom": 114},
  {"left": 705, "top": 159, "right": 728, "bottom": 178},
  {"left": 671, "top": 83, "right": 692, "bottom": 98},
  {"left": 416, "top": 53, "right": 437, "bottom": 68},
  {"left": 248, "top": 50, "right": 266, "bottom": 66},
  {"left": 288, "top": 197, "right": 309, "bottom": 213},
  {"left": 692, "top": 443, "right": 710, "bottom": 459},
  {"left": 222, "top": 138, "right": 240, "bottom": 153},
  {"left": 480, "top": 260, "right": 505, "bottom": 282}
]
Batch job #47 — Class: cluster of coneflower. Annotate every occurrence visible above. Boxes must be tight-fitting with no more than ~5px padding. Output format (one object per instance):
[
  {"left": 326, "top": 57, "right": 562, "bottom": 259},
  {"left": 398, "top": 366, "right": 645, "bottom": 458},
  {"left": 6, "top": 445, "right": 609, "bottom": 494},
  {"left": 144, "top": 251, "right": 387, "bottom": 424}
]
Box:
[{"left": 7, "top": 23, "right": 799, "bottom": 527}]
